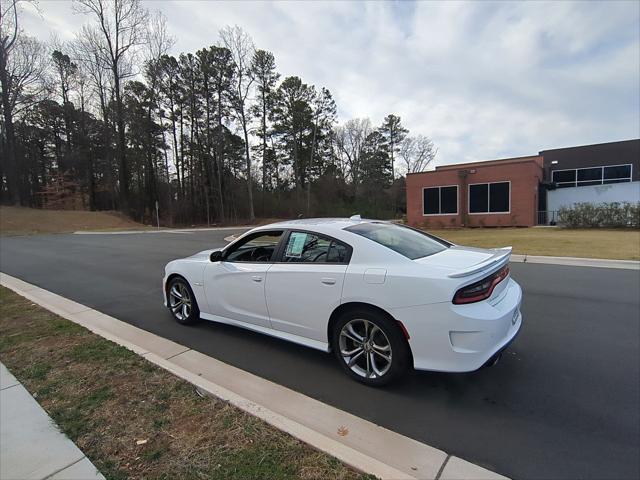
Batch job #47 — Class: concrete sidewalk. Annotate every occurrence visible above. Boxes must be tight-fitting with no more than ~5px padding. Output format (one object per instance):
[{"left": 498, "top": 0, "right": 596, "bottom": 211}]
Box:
[{"left": 0, "top": 363, "right": 104, "bottom": 480}]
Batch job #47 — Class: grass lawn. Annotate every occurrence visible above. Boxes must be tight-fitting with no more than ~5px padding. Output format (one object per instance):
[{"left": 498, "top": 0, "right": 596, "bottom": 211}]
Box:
[
  {"left": 0, "top": 287, "right": 372, "bottom": 480},
  {"left": 0, "top": 206, "right": 149, "bottom": 235},
  {"left": 424, "top": 227, "right": 640, "bottom": 260}
]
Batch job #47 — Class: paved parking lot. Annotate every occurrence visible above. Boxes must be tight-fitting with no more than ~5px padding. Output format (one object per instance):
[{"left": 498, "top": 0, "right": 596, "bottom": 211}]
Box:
[{"left": 1, "top": 230, "right": 638, "bottom": 479}]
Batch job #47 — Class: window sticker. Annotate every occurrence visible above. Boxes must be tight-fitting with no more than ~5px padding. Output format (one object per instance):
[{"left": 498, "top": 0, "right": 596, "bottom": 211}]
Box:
[{"left": 285, "top": 232, "right": 307, "bottom": 258}]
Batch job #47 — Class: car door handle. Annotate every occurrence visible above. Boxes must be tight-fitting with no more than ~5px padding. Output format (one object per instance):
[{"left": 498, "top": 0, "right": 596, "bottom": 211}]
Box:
[
  {"left": 321, "top": 277, "right": 336, "bottom": 285},
  {"left": 251, "top": 275, "right": 263, "bottom": 282}
]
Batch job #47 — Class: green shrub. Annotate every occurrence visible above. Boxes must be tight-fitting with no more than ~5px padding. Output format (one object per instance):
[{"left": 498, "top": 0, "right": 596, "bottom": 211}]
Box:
[{"left": 558, "top": 202, "right": 640, "bottom": 228}]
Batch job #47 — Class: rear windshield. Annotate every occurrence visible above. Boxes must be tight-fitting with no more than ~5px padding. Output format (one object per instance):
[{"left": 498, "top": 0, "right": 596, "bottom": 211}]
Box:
[{"left": 345, "top": 223, "right": 450, "bottom": 260}]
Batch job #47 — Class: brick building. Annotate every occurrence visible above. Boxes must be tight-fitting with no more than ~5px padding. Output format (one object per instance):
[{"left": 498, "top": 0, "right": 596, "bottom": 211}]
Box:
[{"left": 406, "top": 139, "right": 640, "bottom": 228}]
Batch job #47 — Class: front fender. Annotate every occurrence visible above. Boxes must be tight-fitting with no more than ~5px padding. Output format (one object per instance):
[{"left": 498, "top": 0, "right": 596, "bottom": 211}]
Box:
[{"left": 163, "top": 260, "right": 208, "bottom": 310}]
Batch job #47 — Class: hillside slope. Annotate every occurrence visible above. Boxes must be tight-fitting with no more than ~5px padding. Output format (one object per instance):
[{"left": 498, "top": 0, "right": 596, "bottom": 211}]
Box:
[{"left": 0, "top": 207, "right": 147, "bottom": 235}]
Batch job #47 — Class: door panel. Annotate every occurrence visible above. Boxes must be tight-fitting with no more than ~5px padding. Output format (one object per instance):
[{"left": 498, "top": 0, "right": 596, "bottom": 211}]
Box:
[
  {"left": 265, "top": 264, "right": 347, "bottom": 342},
  {"left": 203, "top": 229, "right": 284, "bottom": 329},
  {"left": 204, "top": 262, "right": 271, "bottom": 328}
]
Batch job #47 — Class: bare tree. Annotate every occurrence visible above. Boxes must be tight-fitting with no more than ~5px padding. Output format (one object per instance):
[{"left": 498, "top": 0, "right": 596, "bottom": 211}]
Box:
[
  {"left": 72, "top": 30, "right": 109, "bottom": 116},
  {"left": 73, "top": 0, "right": 149, "bottom": 211},
  {"left": 1, "top": 0, "right": 46, "bottom": 204},
  {"left": 334, "top": 118, "right": 372, "bottom": 199},
  {"left": 73, "top": 64, "right": 100, "bottom": 210},
  {"left": 142, "top": 10, "right": 174, "bottom": 215},
  {"left": 51, "top": 40, "right": 79, "bottom": 155},
  {"left": 220, "top": 25, "right": 255, "bottom": 221},
  {"left": 144, "top": 10, "right": 173, "bottom": 66},
  {"left": 399, "top": 135, "right": 437, "bottom": 174}
]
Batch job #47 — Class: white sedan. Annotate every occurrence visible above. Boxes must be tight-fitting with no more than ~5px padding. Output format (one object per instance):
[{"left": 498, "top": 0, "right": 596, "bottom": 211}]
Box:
[{"left": 163, "top": 217, "right": 522, "bottom": 386}]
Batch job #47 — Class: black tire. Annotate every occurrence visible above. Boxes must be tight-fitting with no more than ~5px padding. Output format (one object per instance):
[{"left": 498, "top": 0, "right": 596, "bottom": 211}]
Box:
[
  {"left": 166, "top": 276, "right": 200, "bottom": 325},
  {"left": 331, "top": 308, "right": 411, "bottom": 386}
]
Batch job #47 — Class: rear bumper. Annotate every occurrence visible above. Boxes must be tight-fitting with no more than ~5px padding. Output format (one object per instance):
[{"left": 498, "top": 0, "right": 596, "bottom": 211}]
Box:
[
  {"left": 393, "top": 278, "right": 523, "bottom": 372},
  {"left": 480, "top": 306, "right": 523, "bottom": 368},
  {"left": 478, "top": 309, "right": 522, "bottom": 369}
]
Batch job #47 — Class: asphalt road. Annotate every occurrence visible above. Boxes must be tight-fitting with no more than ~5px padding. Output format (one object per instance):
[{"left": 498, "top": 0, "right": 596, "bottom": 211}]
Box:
[{"left": 1, "top": 230, "right": 638, "bottom": 480}]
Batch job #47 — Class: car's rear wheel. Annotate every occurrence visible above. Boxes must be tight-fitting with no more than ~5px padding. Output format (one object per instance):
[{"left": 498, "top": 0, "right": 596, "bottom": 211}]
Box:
[
  {"left": 331, "top": 309, "right": 410, "bottom": 386},
  {"left": 167, "top": 277, "right": 199, "bottom": 325}
]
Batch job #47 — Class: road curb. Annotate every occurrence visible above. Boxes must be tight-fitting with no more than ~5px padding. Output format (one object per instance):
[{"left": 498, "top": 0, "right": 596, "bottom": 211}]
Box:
[
  {"left": 74, "top": 226, "right": 251, "bottom": 235},
  {"left": 510, "top": 254, "right": 640, "bottom": 270},
  {"left": 0, "top": 272, "right": 508, "bottom": 480}
]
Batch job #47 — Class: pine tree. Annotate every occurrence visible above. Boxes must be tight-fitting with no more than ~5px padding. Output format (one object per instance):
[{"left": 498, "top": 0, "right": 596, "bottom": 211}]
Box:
[{"left": 379, "top": 114, "right": 408, "bottom": 179}]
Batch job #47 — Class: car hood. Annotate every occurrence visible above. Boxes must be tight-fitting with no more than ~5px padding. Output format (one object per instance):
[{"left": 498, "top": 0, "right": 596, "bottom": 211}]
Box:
[
  {"left": 187, "top": 248, "right": 222, "bottom": 261},
  {"left": 414, "top": 245, "right": 510, "bottom": 275}
]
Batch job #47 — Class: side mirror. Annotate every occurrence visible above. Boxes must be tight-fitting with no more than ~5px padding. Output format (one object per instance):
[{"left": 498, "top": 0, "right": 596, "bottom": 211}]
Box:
[{"left": 210, "top": 251, "right": 223, "bottom": 262}]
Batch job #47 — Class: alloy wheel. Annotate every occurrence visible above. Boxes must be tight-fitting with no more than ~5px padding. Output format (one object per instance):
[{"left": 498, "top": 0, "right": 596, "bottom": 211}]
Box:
[
  {"left": 338, "top": 318, "right": 392, "bottom": 378},
  {"left": 169, "top": 282, "right": 192, "bottom": 321}
]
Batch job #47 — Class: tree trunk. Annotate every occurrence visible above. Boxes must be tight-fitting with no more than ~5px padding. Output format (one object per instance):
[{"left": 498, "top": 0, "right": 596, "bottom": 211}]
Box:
[
  {"left": 113, "top": 70, "right": 129, "bottom": 212},
  {"left": 146, "top": 81, "right": 158, "bottom": 216},
  {"left": 80, "top": 93, "right": 96, "bottom": 211},
  {"left": 241, "top": 108, "right": 255, "bottom": 221},
  {"left": 179, "top": 107, "right": 185, "bottom": 201},
  {"left": 261, "top": 91, "right": 268, "bottom": 215},
  {"left": 170, "top": 106, "right": 181, "bottom": 196},
  {"left": 161, "top": 123, "right": 172, "bottom": 225},
  {"left": 0, "top": 47, "right": 20, "bottom": 205},
  {"left": 306, "top": 114, "right": 318, "bottom": 215},
  {"left": 203, "top": 77, "right": 215, "bottom": 221},
  {"left": 215, "top": 92, "right": 225, "bottom": 222}
]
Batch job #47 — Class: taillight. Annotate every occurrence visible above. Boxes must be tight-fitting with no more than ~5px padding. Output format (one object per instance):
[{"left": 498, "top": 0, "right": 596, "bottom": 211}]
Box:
[{"left": 453, "top": 266, "right": 510, "bottom": 305}]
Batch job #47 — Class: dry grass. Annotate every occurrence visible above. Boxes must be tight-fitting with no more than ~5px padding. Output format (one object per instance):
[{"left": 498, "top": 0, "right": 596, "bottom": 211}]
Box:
[
  {"left": 0, "top": 287, "right": 372, "bottom": 480},
  {"left": 0, "top": 206, "right": 148, "bottom": 235},
  {"left": 0, "top": 206, "right": 286, "bottom": 235},
  {"left": 424, "top": 227, "right": 640, "bottom": 260}
]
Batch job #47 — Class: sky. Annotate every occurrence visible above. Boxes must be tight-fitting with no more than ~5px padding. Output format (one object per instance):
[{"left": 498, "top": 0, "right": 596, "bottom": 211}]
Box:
[{"left": 21, "top": 0, "right": 640, "bottom": 168}]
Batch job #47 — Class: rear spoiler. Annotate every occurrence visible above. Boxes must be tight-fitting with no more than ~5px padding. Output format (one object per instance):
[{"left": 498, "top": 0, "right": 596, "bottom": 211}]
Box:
[{"left": 447, "top": 247, "right": 512, "bottom": 278}]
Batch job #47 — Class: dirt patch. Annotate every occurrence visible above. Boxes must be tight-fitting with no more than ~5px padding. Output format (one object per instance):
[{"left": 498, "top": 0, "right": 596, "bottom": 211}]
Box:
[
  {"left": 0, "top": 287, "right": 372, "bottom": 480},
  {"left": 0, "top": 206, "right": 149, "bottom": 235}
]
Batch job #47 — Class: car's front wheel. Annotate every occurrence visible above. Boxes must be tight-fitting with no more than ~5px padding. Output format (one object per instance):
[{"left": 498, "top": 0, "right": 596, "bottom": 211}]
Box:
[
  {"left": 331, "top": 309, "right": 411, "bottom": 386},
  {"left": 167, "top": 277, "right": 199, "bottom": 325}
]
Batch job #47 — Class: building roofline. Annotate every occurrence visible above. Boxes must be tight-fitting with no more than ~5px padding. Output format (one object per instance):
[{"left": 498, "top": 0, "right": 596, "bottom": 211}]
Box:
[
  {"left": 406, "top": 154, "right": 541, "bottom": 175},
  {"left": 406, "top": 138, "right": 639, "bottom": 176},
  {"left": 539, "top": 138, "right": 640, "bottom": 154}
]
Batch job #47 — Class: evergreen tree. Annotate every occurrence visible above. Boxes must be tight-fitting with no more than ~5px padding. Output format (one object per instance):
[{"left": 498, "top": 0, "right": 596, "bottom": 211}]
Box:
[
  {"left": 250, "top": 50, "right": 279, "bottom": 193},
  {"left": 379, "top": 114, "right": 408, "bottom": 179}
]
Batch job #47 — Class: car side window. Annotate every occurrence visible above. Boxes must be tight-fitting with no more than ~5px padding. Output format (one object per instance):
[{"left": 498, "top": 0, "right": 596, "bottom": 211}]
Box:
[
  {"left": 282, "top": 231, "right": 350, "bottom": 264},
  {"left": 327, "top": 242, "right": 349, "bottom": 263},
  {"left": 224, "top": 231, "right": 283, "bottom": 263}
]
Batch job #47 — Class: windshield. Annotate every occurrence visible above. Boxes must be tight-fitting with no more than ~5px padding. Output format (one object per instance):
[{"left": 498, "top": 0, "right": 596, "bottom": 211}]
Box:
[{"left": 345, "top": 222, "right": 450, "bottom": 260}]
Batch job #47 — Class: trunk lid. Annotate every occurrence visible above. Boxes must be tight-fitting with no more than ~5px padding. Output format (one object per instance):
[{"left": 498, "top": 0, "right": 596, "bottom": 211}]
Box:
[{"left": 415, "top": 245, "right": 512, "bottom": 277}]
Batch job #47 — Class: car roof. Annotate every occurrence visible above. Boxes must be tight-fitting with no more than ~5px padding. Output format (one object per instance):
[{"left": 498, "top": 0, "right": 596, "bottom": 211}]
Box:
[{"left": 258, "top": 217, "right": 388, "bottom": 235}]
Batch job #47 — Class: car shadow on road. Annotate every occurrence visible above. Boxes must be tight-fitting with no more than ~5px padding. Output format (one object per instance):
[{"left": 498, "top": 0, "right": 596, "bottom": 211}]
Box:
[{"left": 180, "top": 311, "right": 525, "bottom": 406}]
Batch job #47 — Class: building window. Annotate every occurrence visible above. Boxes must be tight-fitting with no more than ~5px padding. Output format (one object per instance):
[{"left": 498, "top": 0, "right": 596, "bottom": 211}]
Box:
[
  {"left": 552, "top": 169, "right": 576, "bottom": 187},
  {"left": 423, "top": 186, "right": 458, "bottom": 215},
  {"left": 552, "top": 164, "right": 632, "bottom": 188},
  {"left": 469, "top": 181, "right": 510, "bottom": 214},
  {"left": 604, "top": 164, "right": 632, "bottom": 184}
]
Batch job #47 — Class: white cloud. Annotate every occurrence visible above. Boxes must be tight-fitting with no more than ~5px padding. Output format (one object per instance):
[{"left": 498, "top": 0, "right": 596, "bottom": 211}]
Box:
[{"left": 20, "top": 0, "right": 640, "bottom": 166}]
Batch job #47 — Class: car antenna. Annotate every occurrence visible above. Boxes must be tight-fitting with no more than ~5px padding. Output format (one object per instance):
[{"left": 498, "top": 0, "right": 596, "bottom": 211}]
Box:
[{"left": 349, "top": 214, "right": 362, "bottom": 221}]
